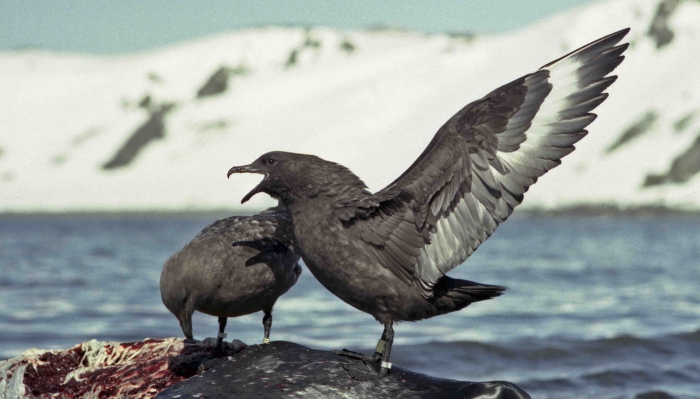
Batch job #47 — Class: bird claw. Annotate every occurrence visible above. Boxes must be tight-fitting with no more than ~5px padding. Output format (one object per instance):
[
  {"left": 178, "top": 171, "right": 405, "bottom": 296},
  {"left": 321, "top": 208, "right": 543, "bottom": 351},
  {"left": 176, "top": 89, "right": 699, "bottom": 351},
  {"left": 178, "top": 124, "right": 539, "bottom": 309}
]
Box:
[
  {"left": 340, "top": 361, "right": 387, "bottom": 380},
  {"left": 213, "top": 347, "right": 226, "bottom": 358},
  {"left": 333, "top": 349, "right": 379, "bottom": 363},
  {"left": 335, "top": 349, "right": 390, "bottom": 380}
]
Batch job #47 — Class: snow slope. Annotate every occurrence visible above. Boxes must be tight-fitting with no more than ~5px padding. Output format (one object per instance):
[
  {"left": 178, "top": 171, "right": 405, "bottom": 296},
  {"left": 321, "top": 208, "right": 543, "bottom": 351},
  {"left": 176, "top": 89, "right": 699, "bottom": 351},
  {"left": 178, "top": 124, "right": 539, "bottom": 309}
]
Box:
[{"left": 1, "top": 0, "right": 699, "bottom": 213}]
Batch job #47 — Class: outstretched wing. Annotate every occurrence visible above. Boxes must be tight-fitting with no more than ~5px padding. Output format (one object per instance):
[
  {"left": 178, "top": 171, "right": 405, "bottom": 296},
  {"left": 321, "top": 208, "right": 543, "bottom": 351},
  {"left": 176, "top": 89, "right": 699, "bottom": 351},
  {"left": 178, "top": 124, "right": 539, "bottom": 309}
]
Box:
[{"left": 340, "top": 28, "right": 630, "bottom": 297}]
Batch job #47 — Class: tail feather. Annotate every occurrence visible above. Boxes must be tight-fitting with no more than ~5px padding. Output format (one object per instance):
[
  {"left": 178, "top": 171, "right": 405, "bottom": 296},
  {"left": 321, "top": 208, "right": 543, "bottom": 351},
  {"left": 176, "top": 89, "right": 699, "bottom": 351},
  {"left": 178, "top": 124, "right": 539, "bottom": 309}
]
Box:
[{"left": 431, "top": 276, "right": 506, "bottom": 314}]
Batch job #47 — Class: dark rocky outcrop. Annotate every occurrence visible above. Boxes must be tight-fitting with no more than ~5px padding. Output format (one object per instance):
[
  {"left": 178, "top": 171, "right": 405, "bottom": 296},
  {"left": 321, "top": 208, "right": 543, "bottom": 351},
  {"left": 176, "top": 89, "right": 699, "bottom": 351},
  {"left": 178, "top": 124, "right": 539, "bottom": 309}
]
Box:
[
  {"left": 644, "top": 132, "right": 700, "bottom": 187},
  {"left": 1, "top": 338, "right": 530, "bottom": 399},
  {"left": 635, "top": 390, "right": 676, "bottom": 399},
  {"left": 647, "top": 0, "right": 681, "bottom": 49},
  {"left": 674, "top": 111, "right": 695, "bottom": 133},
  {"left": 196, "top": 65, "right": 248, "bottom": 99},
  {"left": 138, "top": 94, "right": 152, "bottom": 109},
  {"left": 285, "top": 31, "right": 323, "bottom": 68},
  {"left": 606, "top": 111, "right": 658, "bottom": 154},
  {"left": 448, "top": 31, "right": 477, "bottom": 42},
  {"left": 340, "top": 39, "right": 356, "bottom": 53},
  {"left": 197, "top": 67, "right": 230, "bottom": 98},
  {"left": 284, "top": 48, "right": 300, "bottom": 68},
  {"left": 147, "top": 72, "right": 163, "bottom": 84},
  {"left": 157, "top": 341, "right": 530, "bottom": 399},
  {"left": 102, "top": 103, "right": 175, "bottom": 170},
  {"left": 197, "top": 119, "right": 229, "bottom": 132}
]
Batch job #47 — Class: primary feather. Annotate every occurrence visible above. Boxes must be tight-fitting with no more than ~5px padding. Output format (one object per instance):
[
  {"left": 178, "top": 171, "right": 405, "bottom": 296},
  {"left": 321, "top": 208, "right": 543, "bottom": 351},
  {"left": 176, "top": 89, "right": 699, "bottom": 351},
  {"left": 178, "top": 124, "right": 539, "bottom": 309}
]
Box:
[{"left": 337, "top": 28, "right": 630, "bottom": 298}]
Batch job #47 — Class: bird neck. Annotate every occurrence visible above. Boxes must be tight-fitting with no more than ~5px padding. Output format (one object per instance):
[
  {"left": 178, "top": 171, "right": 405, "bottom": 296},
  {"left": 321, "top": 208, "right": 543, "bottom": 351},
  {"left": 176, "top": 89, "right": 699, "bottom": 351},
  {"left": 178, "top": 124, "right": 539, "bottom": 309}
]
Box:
[
  {"left": 283, "top": 181, "right": 368, "bottom": 219},
  {"left": 276, "top": 164, "right": 369, "bottom": 204}
]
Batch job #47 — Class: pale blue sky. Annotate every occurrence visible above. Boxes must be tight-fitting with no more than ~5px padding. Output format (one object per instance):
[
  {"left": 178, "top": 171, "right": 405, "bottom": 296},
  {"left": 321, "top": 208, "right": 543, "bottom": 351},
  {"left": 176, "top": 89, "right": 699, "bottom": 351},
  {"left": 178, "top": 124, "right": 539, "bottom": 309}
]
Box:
[{"left": 1, "top": 0, "right": 596, "bottom": 54}]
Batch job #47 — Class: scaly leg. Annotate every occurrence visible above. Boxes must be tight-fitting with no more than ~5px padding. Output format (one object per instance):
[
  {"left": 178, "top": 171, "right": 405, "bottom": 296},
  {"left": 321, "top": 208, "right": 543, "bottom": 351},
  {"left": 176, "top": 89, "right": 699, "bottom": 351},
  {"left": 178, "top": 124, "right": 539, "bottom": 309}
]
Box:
[
  {"left": 262, "top": 311, "right": 272, "bottom": 344},
  {"left": 337, "top": 322, "right": 394, "bottom": 380},
  {"left": 378, "top": 322, "right": 394, "bottom": 376},
  {"left": 334, "top": 327, "right": 388, "bottom": 363},
  {"left": 214, "top": 317, "right": 227, "bottom": 356}
]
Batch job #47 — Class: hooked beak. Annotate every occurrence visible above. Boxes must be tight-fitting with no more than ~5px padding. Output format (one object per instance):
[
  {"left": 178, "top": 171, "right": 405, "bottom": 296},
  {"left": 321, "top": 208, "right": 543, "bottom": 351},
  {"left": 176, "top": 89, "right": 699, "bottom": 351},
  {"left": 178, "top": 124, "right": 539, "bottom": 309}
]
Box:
[
  {"left": 227, "top": 164, "right": 267, "bottom": 204},
  {"left": 227, "top": 164, "right": 263, "bottom": 178}
]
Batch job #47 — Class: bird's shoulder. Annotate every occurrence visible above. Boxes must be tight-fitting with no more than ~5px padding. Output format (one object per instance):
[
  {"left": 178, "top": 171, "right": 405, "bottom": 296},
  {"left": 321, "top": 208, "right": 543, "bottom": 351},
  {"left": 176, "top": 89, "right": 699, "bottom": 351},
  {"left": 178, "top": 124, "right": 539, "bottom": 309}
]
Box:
[{"left": 193, "top": 208, "right": 294, "bottom": 246}]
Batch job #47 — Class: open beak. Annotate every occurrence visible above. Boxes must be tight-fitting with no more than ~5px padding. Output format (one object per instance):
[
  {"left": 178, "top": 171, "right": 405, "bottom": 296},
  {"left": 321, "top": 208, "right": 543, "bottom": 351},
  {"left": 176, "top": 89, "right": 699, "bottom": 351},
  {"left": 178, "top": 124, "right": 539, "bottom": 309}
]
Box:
[
  {"left": 227, "top": 164, "right": 267, "bottom": 204},
  {"left": 227, "top": 164, "right": 263, "bottom": 178}
]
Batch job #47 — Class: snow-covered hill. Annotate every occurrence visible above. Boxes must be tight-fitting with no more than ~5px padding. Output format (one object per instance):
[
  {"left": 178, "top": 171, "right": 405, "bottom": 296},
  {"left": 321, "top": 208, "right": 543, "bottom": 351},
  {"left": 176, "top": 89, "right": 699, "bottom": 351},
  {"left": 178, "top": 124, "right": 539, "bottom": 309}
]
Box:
[{"left": 1, "top": 0, "right": 699, "bottom": 213}]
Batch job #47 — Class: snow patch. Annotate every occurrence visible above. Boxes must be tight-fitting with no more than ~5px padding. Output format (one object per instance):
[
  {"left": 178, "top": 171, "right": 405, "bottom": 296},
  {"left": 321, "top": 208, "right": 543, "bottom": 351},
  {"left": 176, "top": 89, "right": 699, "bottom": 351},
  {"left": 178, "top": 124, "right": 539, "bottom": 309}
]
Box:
[{"left": 2, "top": 0, "right": 700, "bottom": 212}]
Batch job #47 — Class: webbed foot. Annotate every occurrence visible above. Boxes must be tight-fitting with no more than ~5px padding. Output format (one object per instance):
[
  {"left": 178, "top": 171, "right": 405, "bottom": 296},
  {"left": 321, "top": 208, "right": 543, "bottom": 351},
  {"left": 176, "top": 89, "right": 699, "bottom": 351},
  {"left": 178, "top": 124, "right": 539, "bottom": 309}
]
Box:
[
  {"left": 333, "top": 348, "right": 379, "bottom": 363},
  {"left": 335, "top": 349, "right": 391, "bottom": 380},
  {"left": 340, "top": 360, "right": 385, "bottom": 380}
]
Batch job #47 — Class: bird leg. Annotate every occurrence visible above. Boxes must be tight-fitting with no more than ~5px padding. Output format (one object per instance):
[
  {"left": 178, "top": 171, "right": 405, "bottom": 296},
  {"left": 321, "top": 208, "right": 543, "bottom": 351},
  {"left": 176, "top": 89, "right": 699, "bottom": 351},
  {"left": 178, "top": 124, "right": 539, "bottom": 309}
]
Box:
[
  {"left": 373, "top": 326, "right": 390, "bottom": 362},
  {"left": 214, "top": 317, "right": 227, "bottom": 357},
  {"left": 334, "top": 327, "right": 388, "bottom": 363},
  {"left": 262, "top": 311, "right": 272, "bottom": 344},
  {"left": 378, "top": 322, "right": 394, "bottom": 377},
  {"left": 337, "top": 322, "right": 394, "bottom": 380}
]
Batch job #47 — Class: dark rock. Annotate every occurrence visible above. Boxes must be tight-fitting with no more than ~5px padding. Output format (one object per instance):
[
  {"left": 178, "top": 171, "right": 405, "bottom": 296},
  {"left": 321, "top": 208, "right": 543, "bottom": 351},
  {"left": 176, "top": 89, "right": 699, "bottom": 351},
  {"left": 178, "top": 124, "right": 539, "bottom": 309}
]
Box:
[
  {"left": 303, "top": 36, "right": 321, "bottom": 49},
  {"left": 644, "top": 132, "right": 700, "bottom": 187},
  {"left": 168, "top": 338, "right": 246, "bottom": 378},
  {"left": 647, "top": 0, "right": 681, "bottom": 49},
  {"left": 447, "top": 31, "right": 477, "bottom": 42},
  {"left": 197, "top": 66, "right": 231, "bottom": 98},
  {"left": 642, "top": 173, "right": 668, "bottom": 187},
  {"left": 196, "top": 65, "right": 249, "bottom": 98},
  {"left": 147, "top": 72, "right": 163, "bottom": 84},
  {"left": 2, "top": 339, "right": 527, "bottom": 398},
  {"left": 138, "top": 94, "right": 152, "bottom": 109},
  {"left": 606, "top": 110, "right": 658, "bottom": 154},
  {"left": 285, "top": 48, "right": 299, "bottom": 68},
  {"left": 674, "top": 111, "right": 695, "bottom": 133},
  {"left": 635, "top": 390, "right": 676, "bottom": 399},
  {"left": 340, "top": 39, "right": 356, "bottom": 53},
  {"left": 197, "top": 119, "right": 229, "bottom": 132},
  {"left": 102, "top": 103, "right": 175, "bottom": 170},
  {"left": 285, "top": 31, "right": 322, "bottom": 68},
  {"left": 156, "top": 341, "right": 530, "bottom": 399}
]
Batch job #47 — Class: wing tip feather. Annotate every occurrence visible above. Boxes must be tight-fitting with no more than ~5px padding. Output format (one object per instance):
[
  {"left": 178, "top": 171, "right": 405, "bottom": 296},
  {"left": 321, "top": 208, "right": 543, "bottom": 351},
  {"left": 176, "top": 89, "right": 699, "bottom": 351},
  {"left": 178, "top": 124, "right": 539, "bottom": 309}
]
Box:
[{"left": 540, "top": 27, "right": 630, "bottom": 70}]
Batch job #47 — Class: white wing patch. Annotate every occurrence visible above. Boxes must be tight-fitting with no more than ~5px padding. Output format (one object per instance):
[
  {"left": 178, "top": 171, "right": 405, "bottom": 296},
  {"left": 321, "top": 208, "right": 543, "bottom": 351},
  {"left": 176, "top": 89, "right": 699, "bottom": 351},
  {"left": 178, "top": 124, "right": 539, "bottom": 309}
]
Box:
[{"left": 414, "top": 30, "right": 629, "bottom": 297}]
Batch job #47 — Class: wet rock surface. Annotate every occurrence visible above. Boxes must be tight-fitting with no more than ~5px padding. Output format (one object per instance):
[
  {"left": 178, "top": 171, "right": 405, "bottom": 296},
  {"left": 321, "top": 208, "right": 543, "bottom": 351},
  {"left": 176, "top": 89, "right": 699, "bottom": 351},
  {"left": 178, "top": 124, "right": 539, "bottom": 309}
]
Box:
[
  {"left": 1, "top": 338, "right": 528, "bottom": 398},
  {"left": 156, "top": 341, "right": 530, "bottom": 399}
]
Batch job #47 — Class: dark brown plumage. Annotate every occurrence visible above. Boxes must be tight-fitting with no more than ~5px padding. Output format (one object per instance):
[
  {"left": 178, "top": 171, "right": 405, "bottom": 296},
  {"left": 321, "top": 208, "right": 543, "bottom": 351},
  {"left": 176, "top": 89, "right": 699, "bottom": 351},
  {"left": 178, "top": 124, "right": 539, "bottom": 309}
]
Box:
[
  {"left": 228, "top": 28, "right": 630, "bottom": 377},
  {"left": 160, "top": 206, "right": 301, "bottom": 354}
]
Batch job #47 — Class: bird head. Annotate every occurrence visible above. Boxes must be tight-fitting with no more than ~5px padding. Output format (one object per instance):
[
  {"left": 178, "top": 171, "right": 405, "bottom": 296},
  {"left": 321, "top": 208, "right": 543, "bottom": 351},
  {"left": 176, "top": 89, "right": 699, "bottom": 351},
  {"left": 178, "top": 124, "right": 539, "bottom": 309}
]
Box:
[
  {"left": 227, "top": 151, "right": 298, "bottom": 204},
  {"left": 228, "top": 151, "right": 369, "bottom": 206}
]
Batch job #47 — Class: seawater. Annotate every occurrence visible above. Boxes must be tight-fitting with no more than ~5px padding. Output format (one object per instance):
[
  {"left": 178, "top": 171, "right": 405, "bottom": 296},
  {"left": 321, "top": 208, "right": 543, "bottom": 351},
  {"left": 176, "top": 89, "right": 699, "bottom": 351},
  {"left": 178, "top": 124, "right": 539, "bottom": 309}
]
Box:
[{"left": 1, "top": 214, "right": 699, "bottom": 398}]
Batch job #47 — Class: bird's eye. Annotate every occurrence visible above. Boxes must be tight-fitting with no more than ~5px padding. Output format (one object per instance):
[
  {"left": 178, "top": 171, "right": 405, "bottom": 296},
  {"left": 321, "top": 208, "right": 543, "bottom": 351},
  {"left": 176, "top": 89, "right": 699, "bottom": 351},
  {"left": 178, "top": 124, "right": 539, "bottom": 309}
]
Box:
[{"left": 265, "top": 158, "right": 277, "bottom": 166}]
